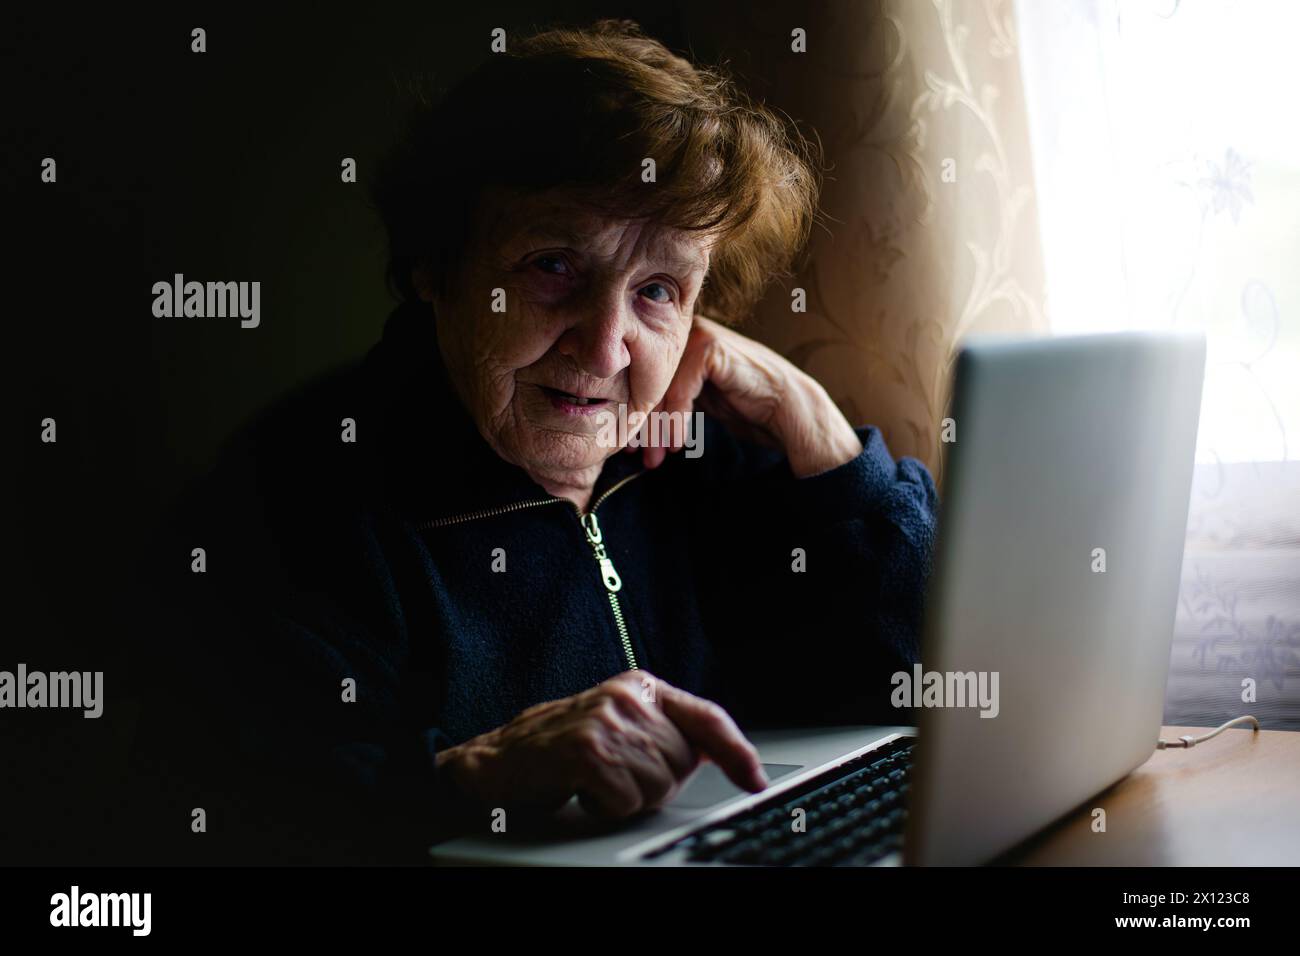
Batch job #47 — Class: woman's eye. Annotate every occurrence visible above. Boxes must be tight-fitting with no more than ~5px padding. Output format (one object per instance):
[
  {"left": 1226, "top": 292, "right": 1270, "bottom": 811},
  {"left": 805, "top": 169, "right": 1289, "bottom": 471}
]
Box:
[
  {"left": 639, "top": 282, "right": 673, "bottom": 304},
  {"left": 533, "top": 255, "right": 569, "bottom": 276}
]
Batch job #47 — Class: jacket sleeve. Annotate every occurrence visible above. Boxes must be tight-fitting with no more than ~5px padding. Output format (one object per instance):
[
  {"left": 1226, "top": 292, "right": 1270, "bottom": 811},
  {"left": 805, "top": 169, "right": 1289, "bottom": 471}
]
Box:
[
  {"left": 137, "top": 412, "right": 474, "bottom": 863},
  {"left": 687, "top": 421, "right": 940, "bottom": 730}
]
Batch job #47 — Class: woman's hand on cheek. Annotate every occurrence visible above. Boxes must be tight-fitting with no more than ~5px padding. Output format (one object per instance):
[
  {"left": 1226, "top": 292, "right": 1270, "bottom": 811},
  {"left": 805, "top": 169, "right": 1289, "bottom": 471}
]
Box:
[{"left": 639, "top": 315, "right": 863, "bottom": 476}]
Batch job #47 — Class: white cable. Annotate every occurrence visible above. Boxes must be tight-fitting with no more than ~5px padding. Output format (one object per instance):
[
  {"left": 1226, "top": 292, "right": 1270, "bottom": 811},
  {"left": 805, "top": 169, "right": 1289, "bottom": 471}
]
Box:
[{"left": 1156, "top": 715, "right": 1260, "bottom": 749}]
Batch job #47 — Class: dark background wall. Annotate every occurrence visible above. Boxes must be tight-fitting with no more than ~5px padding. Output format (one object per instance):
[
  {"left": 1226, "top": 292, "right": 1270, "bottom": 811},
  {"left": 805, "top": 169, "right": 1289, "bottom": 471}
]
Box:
[{"left": 7, "top": 2, "right": 765, "bottom": 863}]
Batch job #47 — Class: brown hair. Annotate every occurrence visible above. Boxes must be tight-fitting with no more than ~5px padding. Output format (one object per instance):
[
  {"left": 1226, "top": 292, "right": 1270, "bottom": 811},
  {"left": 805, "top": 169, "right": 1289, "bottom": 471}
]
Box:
[{"left": 370, "top": 19, "right": 821, "bottom": 323}]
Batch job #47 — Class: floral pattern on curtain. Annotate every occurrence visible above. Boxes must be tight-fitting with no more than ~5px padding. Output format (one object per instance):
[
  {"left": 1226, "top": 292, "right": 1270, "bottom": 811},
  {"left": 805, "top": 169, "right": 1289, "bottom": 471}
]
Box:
[
  {"left": 685, "top": 0, "right": 1048, "bottom": 487},
  {"left": 1017, "top": 0, "right": 1300, "bottom": 729}
]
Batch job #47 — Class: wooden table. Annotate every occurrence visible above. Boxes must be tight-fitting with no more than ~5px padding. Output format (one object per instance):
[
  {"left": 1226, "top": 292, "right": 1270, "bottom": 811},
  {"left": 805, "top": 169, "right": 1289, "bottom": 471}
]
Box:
[{"left": 1001, "top": 726, "right": 1300, "bottom": 865}]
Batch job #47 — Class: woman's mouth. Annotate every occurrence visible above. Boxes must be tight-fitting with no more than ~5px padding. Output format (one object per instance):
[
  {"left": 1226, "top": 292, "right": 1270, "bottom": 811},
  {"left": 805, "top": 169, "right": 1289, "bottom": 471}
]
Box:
[{"left": 539, "top": 385, "right": 612, "bottom": 415}]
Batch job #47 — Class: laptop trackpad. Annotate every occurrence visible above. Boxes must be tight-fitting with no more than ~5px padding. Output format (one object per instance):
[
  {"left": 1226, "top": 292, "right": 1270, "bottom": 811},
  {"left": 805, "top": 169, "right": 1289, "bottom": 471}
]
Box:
[{"left": 668, "top": 762, "right": 801, "bottom": 810}]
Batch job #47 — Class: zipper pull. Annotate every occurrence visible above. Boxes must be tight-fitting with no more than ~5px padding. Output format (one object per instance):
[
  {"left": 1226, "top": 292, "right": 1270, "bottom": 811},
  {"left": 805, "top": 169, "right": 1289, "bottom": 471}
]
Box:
[{"left": 581, "top": 512, "right": 623, "bottom": 592}]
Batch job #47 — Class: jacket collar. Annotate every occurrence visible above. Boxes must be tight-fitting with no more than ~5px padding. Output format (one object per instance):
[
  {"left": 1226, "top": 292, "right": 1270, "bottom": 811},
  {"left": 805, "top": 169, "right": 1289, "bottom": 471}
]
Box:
[{"left": 361, "top": 299, "right": 645, "bottom": 525}]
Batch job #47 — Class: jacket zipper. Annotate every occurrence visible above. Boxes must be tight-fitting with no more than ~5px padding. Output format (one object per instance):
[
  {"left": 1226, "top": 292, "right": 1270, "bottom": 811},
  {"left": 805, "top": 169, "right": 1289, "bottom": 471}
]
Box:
[{"left": 417, "top": 470, "right": 644, "bottom": 670}]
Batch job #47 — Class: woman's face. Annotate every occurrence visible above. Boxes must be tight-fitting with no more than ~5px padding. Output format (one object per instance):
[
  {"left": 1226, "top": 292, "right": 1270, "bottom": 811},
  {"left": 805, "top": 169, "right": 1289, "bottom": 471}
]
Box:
[{"left": 425, "top": 189, "right": 713, "bottom": 497}]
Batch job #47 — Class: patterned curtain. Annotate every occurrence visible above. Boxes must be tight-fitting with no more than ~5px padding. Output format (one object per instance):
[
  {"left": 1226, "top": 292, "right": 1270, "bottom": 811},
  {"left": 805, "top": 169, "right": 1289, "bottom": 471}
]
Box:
[
  {"left": 684, "top": 0, "right": 1048, "bottom": 487},
  {"left": 1018, "top": 0, "right": 1300, "bottom": 730}
]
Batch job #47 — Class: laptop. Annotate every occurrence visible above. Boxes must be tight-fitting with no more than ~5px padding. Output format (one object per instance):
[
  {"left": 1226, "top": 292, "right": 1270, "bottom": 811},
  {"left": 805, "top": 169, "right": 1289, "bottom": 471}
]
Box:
[{"left": 429, "top": 330, "right": 1207, "bottom": 866}]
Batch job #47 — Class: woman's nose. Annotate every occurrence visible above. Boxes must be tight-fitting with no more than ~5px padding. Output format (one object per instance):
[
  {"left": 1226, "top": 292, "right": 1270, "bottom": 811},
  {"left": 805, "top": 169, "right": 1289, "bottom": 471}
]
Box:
[{"left": 554, "top": 290, "right": 632, "bottom": 381}]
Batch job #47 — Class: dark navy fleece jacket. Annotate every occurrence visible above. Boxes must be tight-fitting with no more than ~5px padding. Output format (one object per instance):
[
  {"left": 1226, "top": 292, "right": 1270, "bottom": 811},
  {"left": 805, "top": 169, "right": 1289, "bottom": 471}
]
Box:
[{"left": 136, "top": 300, "right": 938, "bottom": 863}]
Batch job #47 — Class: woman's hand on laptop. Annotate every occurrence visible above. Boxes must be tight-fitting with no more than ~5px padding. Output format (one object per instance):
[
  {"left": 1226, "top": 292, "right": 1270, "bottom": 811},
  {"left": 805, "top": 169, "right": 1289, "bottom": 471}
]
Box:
[{"left": 434, "top": 671, "right": 769, "bottom": 819}]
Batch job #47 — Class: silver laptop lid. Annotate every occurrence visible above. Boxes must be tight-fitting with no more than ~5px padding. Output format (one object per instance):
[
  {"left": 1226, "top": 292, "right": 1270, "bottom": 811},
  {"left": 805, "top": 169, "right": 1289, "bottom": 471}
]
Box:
[{"left": 905, "top": 331, "right": 1206, "bottom": 866}]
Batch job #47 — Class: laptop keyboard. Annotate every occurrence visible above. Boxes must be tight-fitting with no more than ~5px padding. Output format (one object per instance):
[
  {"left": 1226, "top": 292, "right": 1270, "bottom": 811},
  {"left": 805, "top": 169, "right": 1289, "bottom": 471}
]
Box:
[{"left": 645, "top": 736, "right": 915, "bottom": 866}]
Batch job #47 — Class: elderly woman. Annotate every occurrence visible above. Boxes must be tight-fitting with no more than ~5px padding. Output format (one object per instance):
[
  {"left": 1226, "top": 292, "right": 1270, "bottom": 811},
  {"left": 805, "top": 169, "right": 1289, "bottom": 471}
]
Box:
[{"left": 141, "top": 20, "right": 937, "bottom": 863}]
